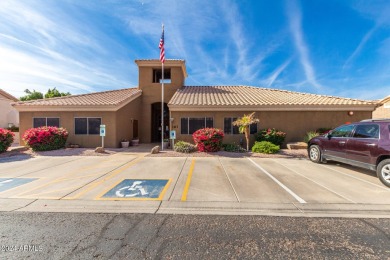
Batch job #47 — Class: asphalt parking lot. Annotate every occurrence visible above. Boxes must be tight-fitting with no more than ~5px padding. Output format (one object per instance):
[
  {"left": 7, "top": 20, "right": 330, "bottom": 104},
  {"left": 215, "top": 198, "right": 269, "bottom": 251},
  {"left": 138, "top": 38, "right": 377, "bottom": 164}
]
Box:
[{"left": 0, "top": 152, "right": 390, "bottom": 217}]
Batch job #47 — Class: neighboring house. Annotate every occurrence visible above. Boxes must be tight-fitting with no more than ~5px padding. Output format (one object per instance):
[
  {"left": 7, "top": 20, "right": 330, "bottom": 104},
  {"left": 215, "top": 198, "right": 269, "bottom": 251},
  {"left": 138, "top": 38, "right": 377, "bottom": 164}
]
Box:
[
  {"left": 13, "top": 59, "right": 378, "bottom": 148},
  {"left": 0, "top": 89, "right": 19, "bottom": 128},
  {"left": 373, "top": 96, "right": 390, "bottom": 119}
]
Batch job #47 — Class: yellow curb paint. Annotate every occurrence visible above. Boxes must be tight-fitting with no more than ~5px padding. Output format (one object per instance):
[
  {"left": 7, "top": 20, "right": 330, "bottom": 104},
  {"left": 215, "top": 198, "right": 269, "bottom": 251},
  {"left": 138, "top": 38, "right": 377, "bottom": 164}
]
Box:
[
  {"left": 181, "top": 159, "right": 195, "bottom": 201},
  {"left": 95, "top": 178, "right": 172, "bottom": 201},
  {"left": 63, "top": 155, "right": 145, "bottom": 200}
]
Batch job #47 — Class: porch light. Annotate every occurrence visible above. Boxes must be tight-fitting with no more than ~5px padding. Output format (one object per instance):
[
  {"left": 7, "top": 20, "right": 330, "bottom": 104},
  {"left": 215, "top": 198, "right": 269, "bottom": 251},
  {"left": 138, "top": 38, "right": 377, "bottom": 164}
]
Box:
[{"left": 348, "top": 111, "right": 354, "bottom": 116}]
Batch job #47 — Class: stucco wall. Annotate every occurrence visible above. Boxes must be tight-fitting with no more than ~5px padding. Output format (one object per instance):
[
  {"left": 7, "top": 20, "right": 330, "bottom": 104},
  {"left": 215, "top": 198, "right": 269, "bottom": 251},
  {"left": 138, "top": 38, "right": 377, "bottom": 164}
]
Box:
[
  {"left": 19, "top": 111, "right": 117, "bottom": 148},
  {"left": 138, "top": 64, "right": 185, "bottom": 143},
  {"left": 116, "top": 96, "right": 142, "bottom": 144},
  {"left": 170, "top": 110, "right": 372, "bottom": 148},
  {"left": 373, "top": 104, "right": 390, "bottom": 118},
  {"left": 0, "top": 97, "right": 19, "bottom": 128}
]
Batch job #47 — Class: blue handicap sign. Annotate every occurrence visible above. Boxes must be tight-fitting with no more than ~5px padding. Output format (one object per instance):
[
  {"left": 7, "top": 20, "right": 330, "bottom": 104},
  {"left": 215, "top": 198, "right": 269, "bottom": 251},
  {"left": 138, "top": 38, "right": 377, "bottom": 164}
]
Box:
[
  {"left": 102, "top": 179, "right": 170, "bottom": 199},
  {"left": 0, "top": 178, "right": 37, "bottom": 192}
]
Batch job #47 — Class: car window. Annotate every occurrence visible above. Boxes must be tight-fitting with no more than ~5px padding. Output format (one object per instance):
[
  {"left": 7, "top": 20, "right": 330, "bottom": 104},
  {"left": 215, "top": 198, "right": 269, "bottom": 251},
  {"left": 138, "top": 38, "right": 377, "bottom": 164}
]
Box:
[
  {"left": 353, "top": 124, "right": 379, "bottom": 139},
  {"left": 331, "top": 124, "right": 355, "bottom": 138}
]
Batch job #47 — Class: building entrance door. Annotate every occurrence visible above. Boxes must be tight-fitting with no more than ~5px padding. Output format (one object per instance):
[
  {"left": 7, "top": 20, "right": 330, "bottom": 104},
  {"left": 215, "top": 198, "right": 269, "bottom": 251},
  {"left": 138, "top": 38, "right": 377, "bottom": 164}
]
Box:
[{"left": 151, "top": 103, "right": 169, "bottom": 142}]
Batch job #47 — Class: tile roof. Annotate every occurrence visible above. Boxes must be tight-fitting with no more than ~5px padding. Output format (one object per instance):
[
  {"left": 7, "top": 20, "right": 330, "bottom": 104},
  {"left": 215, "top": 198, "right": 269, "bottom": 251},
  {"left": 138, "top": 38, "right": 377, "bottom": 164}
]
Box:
[
  {"left": 168, "top": 86, "right": 377, "bottom": 109},
  {"left": 13, "top": 88, "right": 141, "bottom": 107}
]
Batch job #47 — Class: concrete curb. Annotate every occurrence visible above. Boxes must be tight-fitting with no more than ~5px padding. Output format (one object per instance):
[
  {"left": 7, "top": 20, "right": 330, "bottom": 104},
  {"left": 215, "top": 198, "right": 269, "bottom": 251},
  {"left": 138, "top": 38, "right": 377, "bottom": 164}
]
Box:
[{"left": 1, "top": 198, "right": 389, "bottom": 218}]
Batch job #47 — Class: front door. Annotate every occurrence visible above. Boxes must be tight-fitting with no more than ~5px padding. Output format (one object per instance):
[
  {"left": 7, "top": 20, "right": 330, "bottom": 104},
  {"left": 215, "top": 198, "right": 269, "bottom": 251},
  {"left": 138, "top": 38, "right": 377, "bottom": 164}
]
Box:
[{"left": 151, "top": 102, "right": 169, "bottom": 142}]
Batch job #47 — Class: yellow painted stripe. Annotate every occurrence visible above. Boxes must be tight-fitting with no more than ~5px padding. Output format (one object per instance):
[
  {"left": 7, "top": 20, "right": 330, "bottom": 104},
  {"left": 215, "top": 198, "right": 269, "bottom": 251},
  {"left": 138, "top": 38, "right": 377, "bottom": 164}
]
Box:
[
  {"left": 181, "top": 159, "right": 195, "bottom": 201},
  {"left": 64, "top": 155, "right": 145, "bottom": 200}
]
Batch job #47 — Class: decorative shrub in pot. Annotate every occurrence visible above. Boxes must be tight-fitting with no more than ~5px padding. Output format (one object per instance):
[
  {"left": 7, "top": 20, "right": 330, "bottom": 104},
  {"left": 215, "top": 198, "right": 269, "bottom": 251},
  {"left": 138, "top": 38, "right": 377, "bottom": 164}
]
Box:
[
  {"left": 192, "top": 128, "right": 224, "bottom": 152},
  {"left": 23, "top": 126, "right": 68, "bottom": 151}
]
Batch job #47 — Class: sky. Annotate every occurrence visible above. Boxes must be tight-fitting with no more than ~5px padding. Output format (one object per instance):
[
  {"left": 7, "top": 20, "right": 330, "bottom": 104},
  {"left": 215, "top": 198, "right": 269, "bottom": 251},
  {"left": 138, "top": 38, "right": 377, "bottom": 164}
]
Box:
[{"left": 0, "top": 0, "right": 390, "bottom": 101}]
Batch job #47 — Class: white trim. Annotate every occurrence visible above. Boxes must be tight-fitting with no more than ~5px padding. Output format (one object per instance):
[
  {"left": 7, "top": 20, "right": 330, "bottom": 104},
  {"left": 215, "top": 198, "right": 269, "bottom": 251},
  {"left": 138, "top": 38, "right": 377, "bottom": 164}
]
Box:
[{"left": 74, "top": 117, "right": 102, "bottom": 135}]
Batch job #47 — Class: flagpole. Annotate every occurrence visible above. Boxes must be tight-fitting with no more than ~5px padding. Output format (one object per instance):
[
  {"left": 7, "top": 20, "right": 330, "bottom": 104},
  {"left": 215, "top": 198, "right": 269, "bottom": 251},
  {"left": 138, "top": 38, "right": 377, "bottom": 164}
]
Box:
[
  {"left": 161, "top": 60, "right": 164, "bottom": 150},
  {"left": 161, "top": 24, "right": 165, "bottom": 151}
]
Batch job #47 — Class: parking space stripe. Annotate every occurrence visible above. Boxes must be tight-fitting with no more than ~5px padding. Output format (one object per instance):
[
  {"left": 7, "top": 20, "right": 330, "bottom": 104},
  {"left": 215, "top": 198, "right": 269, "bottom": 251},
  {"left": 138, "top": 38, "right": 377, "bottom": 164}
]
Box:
[
  {"left": 181, "top": 159, "right": 195, "bottom": 201},
  {"left": 218, "top": 158, "right": 240, "bottom": 202},
  {"left": 320, "top": 164, "right": 390, "bottom": 191},
  {"left": 272, "top": 159, "right": 357, "bottom": 203},
  {"left": 63, "top": 155, "right": 145, "bottom": 200},
  {"left": 247, "top": 158, "right": 306, "bottom": 204}
]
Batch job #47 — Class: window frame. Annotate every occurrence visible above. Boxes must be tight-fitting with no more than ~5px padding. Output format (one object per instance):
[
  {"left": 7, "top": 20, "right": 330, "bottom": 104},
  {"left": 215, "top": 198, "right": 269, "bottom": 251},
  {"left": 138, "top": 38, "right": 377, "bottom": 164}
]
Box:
[
  {"left": 180, "top": 117, "right": 214, "bottom": 135},
  {"left": 330, "top": 124, "right": 355, "bottom": 138},
  {"left": 32, "top": 117, "right": 60, "bottom": 128},
  {"left": 74, "top": 117, "right": 102, "bottom": 135},
  {"left": 352, "top": 124, "right": 380, "bottom": 139},
  {"left": 224, "top": 117, "right": 257, "bottom": 135}
]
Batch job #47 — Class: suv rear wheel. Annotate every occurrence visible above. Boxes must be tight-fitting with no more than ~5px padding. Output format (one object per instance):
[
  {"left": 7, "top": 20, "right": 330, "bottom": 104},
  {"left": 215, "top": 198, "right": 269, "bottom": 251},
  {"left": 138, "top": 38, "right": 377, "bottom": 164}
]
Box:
[
  {"left": 377, "top": 159, "right": 390, "bottom": 188},
  {"left": 309, "top": 145, "right": 322, "bottom": 163}
]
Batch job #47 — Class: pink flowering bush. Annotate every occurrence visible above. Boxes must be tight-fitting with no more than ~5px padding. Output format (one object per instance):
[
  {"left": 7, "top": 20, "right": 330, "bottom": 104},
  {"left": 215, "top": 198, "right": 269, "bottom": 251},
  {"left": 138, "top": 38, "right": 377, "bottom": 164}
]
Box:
[
  {"left": 23, "top": 127, "right": 68, "bottom": 151},
  {"left": 192, "top": 128, "right": 224, "bottom": 152},
  {"left": 256, "top": 128, "right": 286, "bottom": 146},
  {"left": 0, "top": 128, "right": 14, "bottom": 153}
]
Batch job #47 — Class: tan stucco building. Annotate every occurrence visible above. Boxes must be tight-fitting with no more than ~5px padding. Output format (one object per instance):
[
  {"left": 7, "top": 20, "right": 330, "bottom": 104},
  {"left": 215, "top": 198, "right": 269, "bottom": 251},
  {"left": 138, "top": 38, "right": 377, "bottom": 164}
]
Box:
[
  {"left": 13, "top": 59, "right": 378, "bottom": 148},
  {"left": 0, "top": 89, "right": 19, "bottom": 128},
  {"left": 373, "top": 96, "right": 390, "bottom": 119}
]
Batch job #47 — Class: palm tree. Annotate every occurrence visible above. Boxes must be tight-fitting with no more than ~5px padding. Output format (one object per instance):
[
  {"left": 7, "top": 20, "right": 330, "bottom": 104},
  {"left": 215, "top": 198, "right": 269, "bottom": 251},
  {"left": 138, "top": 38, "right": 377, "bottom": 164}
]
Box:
[{"left": 232, "top": 112, "right": 259, "bottom": 151}]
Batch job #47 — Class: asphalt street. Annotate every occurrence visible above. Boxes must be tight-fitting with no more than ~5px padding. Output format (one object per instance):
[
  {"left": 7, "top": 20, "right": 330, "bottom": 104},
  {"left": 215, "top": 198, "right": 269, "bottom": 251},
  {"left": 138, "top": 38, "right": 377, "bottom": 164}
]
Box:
[{"left": 0, "top": 212, "right": 389, "bottom": 259}]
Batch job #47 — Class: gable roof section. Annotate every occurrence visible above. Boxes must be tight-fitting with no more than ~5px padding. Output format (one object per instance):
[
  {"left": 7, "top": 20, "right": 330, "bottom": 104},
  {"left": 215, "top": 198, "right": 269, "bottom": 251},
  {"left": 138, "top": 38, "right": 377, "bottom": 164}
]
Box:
[
  {"left": 13, "top": 88, "right": 142, "bottom": 112},
  {"left": 168, "top": 86, "right": 378, "bottom": 111},
  {"left": 0, "top": 89, "right": 18, "bottom": 102}
]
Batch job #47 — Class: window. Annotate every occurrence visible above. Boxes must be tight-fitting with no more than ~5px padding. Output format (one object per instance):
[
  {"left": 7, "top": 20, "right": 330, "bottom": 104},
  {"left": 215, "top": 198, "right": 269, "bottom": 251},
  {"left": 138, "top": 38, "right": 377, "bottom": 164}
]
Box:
[
  {"left": 75, "top": 118, "right": 101, "bottom": 135},
  {"left": 33, "top": 117, "right": 60, "bottom": 128},
  {"left": 224, "top": 118, "right": 257, "bottom": 135},
  {"left": 353, "top": 124, "right": 379, "bottom": 139},
  {"left": 224, "top": 118, "right": 239, "bottom": 134},
  {"left": 153, "top": 69, "right": 171, "bottom": 83},
  {"left": 331, "top": 124, "right": 355, "bottom": 138},
  {"left": 181, "top": 117, "right": 214, "bottom": 134}
]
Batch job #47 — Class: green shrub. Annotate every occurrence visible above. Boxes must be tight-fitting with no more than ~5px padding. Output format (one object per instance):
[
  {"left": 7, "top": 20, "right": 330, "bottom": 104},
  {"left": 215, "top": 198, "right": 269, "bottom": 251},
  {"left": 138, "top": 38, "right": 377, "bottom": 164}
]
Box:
[
  {"left": 174, "top": 141, "right": 197, "bottom": 153},
  {"left": 0, "top": 128, "right": 14, "bottom": 153},
  {"left": 303, "top": 131, "right": 320, "bottom": 143},
  {"left": 316, "top": 127, "right": 332, "bottom": 134},
  {"left": 251, "top": 141, "right": 280, "bottom": 154},
  {"left": 256, "top": 128, "right": 286, "bottom": 146},
  {"left": 192, "top": 128, "right": 224, "bottom": 152},
  {"left": 6, "top": 125, "right": 19, "bottom": 132},
  {"left": 222, "top": 143, "right": 246, "bottom": 153},
  {"left": 23, "top": 126, "right": 68, "bottom": 151}
]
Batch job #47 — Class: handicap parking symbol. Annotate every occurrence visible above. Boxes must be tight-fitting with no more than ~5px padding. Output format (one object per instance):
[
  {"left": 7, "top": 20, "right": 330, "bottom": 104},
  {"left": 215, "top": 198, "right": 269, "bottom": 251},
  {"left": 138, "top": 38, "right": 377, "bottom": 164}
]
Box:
[
  {"left": 102, "top": 179, "right": 170, "bottom": 200},
  {"left": 0, "top": 178, "right": 37, "bottom": 192}
]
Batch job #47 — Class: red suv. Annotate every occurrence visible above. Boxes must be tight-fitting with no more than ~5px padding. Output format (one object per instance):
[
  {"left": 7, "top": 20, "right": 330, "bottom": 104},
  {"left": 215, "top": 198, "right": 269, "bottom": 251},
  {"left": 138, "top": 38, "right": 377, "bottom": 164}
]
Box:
[{"left": 308, "top": 119, "right": 390, "bottom": 187}]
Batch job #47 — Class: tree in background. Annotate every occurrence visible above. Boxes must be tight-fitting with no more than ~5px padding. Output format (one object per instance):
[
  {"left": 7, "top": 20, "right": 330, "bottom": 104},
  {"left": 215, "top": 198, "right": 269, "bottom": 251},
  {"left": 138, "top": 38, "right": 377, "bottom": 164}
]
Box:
[
  {"left": 20, "top": 89, "right": 43, "bottom": 101},
  {"left": 45, "top": 87, "right": 71, "bottom": 98},
  {"left": 20, "top": 88, "right": 71, "bottom": 101},
  {"left": 232, "top": 112, "right": 260, "bottom": 151}
]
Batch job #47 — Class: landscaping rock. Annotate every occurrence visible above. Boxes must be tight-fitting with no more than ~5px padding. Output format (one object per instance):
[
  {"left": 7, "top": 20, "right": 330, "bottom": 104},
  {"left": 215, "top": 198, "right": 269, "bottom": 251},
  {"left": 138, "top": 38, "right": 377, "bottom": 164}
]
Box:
[
  {"left": 287, "top": 142, "right": 308, "bottom": 150},
  {"left": 151, "top": 146, "right": 160, "bottom": 154},
  {"left": 95, "top": 147, "right": 105, "bottom": 153}
]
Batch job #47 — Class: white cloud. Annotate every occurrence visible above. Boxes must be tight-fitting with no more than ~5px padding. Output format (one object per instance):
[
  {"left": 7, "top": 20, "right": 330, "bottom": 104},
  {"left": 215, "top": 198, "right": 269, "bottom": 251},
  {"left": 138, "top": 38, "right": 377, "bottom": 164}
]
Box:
[{"left": 285, "top": 0, "right": 323, "bottom": 89}]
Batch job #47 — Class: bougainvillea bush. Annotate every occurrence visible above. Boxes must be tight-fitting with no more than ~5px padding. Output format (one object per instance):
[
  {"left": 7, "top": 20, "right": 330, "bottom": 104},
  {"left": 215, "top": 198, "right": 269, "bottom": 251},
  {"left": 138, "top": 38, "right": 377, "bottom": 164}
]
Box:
[
  {"left": 23, "top": 127, "right": 68, "bottom": 151},
  {"left": 192, "top": 128, "right": 224, "bottom": 152},
  {"left": 256, "top": 128, "right": 286, "bottom": 146},
  {"left": 0, "top": 128, "right": 14, "bottom": 153}
]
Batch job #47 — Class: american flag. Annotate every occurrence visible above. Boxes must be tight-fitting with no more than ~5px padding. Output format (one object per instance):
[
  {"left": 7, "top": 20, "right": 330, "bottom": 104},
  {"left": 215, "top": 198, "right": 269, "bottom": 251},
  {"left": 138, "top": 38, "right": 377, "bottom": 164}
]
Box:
[{"left": 159, "top": 27, "right": 165, "bottom": 63}]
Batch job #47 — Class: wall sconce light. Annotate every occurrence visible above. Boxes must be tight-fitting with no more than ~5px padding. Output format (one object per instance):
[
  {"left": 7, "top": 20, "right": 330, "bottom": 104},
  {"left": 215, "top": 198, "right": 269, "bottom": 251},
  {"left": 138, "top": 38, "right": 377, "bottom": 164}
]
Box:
[
  {"left": 170, "top": 117, "right": 174, "bottom": 122},
  {"left": 347, "top": 111, "right": 354, "bottom": 116},
  {"left": 130, "top": 118, "right": 134, "bottom": 123}
]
